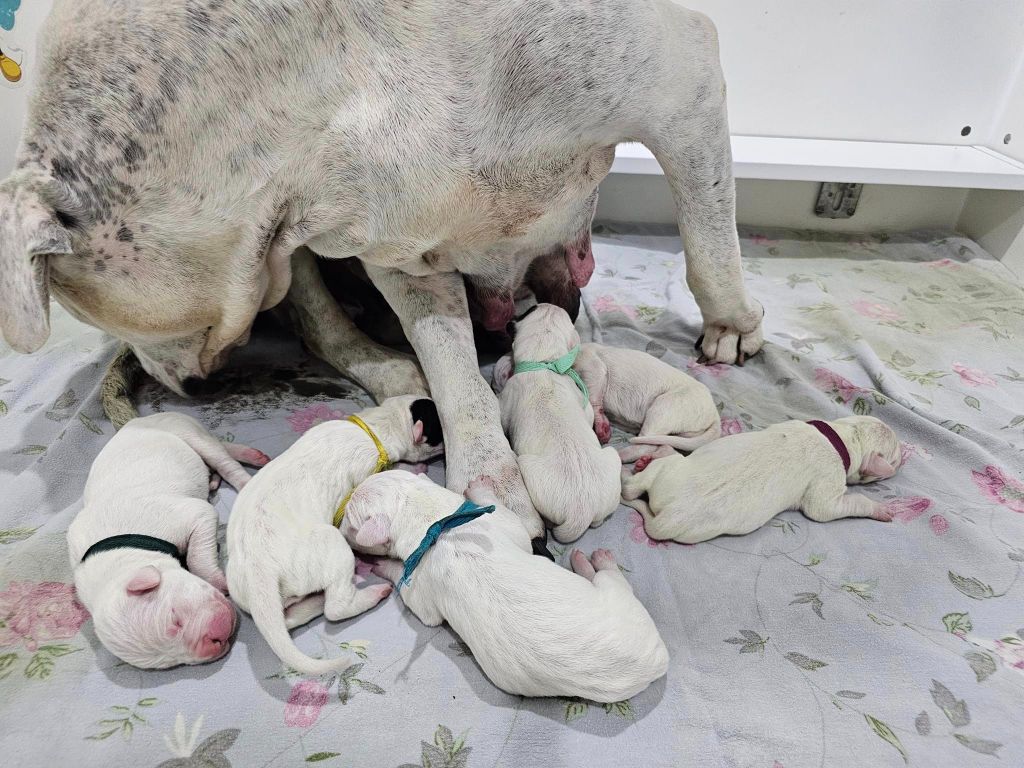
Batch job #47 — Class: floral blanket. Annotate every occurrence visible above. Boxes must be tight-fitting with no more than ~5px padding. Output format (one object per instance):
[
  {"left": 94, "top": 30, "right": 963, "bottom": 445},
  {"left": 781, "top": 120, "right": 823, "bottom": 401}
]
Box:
[{"left": 2, "top": 226, "right": 1023, "bottom": 768}]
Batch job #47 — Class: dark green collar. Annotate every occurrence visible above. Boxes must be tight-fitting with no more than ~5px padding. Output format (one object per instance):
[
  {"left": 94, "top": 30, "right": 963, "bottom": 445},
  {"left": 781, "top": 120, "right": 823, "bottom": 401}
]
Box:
[{"left": 82, "top": 534, "right": 187, "bottom": 569}]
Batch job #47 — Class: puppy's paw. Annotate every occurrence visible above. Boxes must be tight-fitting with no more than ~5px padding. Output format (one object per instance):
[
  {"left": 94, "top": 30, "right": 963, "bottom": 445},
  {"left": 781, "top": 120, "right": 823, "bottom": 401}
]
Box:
[
  {"left": 370, "top": 583, "right": 393, "bottom": 603},
  {"left": 466, "top": 474, "right": 498, "bottom": 504},
  {"left": 208, "top": 570, "right": 229, "bottom": 594},
  {"left": 871, "top": 504, "right": 894, "bottom": 522},
  {"left": 209, "top": 473, "right": 222, "bottom": 491},
  {"left": 590, "top": 548, "right": 618, "bottom": 571},
  {"left": 371, "top": 559, "right": 405, "bottom": 585},
  {"left": 594, "top": 410, "right": 612, "bottom": 444},
  {"left": 570, "top": 549, "right": 597, "bottom": 581},
  {"left": 634, "top": 455, "right": 655, "bottom": 473}
]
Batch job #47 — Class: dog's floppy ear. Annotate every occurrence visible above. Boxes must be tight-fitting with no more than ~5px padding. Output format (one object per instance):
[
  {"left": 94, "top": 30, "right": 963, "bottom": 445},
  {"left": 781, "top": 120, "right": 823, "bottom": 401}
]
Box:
[
  {"left": 0, "top": 170, "right": 73, "bottom": 353},
  {"left": 126, "top": 566, "right": 162, "bottom": 595},
  {"left": 860, "top": 453, "right": 896, "bottom": 481},
  {"left": 410, "top": 398, "right": 443, "bottom": 447},
  {"left": 492, "top": 354, "right": 513, "bottom": 393},
  {"left": 355, "top": 514, "right": 392, "bottom": 548}
]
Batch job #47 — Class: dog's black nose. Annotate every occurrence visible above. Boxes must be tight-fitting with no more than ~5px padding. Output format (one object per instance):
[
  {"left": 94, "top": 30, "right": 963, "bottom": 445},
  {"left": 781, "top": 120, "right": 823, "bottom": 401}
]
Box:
[{"left": 181, "top": 376, "right": 205, "bottom": 397}]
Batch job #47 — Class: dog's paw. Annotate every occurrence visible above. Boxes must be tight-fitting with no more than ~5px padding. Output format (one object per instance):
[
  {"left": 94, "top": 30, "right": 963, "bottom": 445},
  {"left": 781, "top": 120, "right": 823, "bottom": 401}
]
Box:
[
  {"left": 594, "top": 410, "right": 612, "bottom": 444},
  {"left": 465, "top": 474, "right": 498, "bottom": 504},
  {"left": 634, "top": 455, "right": 655, "bottom": 473},
  {"left": 871, "top": 504, "right": 894, "bottom": 522},
  {"left": 570, "top": 549, "right": 596, "bottom": 581},
  {"left": 590, "top": 548, "right": 618, "bottom": 571},
  {"left": 697, "top": 299, "right": 765, "bottom": 365},
  {"left": 208, "top": 473, "right": 222, "bottom": 491}
]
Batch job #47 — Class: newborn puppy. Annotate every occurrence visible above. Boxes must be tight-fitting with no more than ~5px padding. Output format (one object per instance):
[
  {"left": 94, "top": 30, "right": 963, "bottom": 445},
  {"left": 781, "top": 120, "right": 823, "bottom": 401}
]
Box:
[
  {"left": 226, "top": 396, "right": 443, "bottom": 675},
  {"left": 341, "top": 470, "right": 669, "bottom": 702},
  {"left": 621, "top": 416, "right": 901, "bottom": 543},
  {"left": 67, "top": 413, "right": 269, "bottom": 668},
  {"left": 498, "top": 303, "right": 620, "bottom": 543},
  {"left": 571, "top": 343, "right": 719, "bottom": 461}
]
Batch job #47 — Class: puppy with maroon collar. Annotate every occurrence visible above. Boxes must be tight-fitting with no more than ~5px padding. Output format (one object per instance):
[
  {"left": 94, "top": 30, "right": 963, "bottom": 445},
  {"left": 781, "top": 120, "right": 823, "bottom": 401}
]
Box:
[
  {"left": 621, "top": 416, "right": 900, "bottom": 544},
  {"left": 226, "top": 396, "right": 443, "bottom": 675},
  {"left": 67, "top": 413, "right": 269, "bottom": 669},
  {"left": 341, "top": 470, "right": 669, "bottom": 702}
]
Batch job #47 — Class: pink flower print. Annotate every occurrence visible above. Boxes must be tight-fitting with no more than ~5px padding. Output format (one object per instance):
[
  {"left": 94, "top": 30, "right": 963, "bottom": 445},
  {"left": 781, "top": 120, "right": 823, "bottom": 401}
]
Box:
[
  {"left": 926, "top": 258, "right": 961, "bottom": 270},
  {"left": 899, "top": 442, "right": 932, "bottom": 465},
  {"left": 851, "top": 300, "right": 901, "bottom": 322},
  {"left": 687, "top": 358, "right": 731, "bottom": 379},
  {"left": 287, "top": 404, "right": 346, "bottom": 434},
  {"left": 886, "top": 497, "right": 932, "bottom": 523},
  {"left": 284, "top": 680, "right": 330, "bottom": 727},
  {"left": 993, "top": 637, "right": 1024, "bottom": 671},
  {"left": 0, "top": 581, "right": 89, "bottom": 652},
  {"left": 720, "top": 418, "right": 744, "bottom": 436},
  {"left": 628, "top": 511, "right": 668, "bottom": 549},
  {"left": 813, "top": 367, "right": 868, "bottom": 404},
  {"left": 592, "top": 295, "right": 638, "bottom": 320},
  {"left": 952, "top": 363, "right": 996, "bottom": 388},
  {"left": 971, "top": 466, "right": 1024, "bottom": 513},
  {"left": 929, "top": 514, "right": 949, "bottom": 535},
  {"left": 749, "top": 234, "right": 778, "bottom": 246}
]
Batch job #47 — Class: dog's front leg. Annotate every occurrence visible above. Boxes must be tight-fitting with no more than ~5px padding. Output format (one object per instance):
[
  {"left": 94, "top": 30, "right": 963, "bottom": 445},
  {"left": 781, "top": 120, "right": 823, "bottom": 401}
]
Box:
[
  {"left": 285, "top": 248, "right": 428, "bottom": 400},
  {"left": 365, "top": 265, "right": 538, "bottom": 527}
]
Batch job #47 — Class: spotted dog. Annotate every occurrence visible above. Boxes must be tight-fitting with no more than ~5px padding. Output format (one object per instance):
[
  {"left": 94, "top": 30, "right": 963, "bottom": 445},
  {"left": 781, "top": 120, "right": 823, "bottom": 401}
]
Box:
[{"left": 0, "top": 0, "right": 764, "bottom": 520}]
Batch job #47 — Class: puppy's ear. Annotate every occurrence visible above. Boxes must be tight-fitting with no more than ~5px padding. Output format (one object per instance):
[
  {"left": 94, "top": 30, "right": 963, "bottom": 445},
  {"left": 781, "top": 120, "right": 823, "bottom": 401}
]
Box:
[
  {"left": 409, "top": 398, "right": 442, "bottom": 447},
  {"left": 355, "top": 514, "right": 391, "bottom": 549},
  {"left": 126, "top": 566, "right": 162, "bottom": 595},
  {"left": 861, "top": 453, "right": 896, "bottom": 480},
  {"left": 492, "top": 354, "right": 513, "bottom": 393}
]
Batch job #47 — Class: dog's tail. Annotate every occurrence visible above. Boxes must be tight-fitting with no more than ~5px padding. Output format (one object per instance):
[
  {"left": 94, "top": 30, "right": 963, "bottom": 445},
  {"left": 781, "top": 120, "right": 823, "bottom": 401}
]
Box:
[
  {"left": 101, "top": 344, "right": 143, "bottom": 430},
  {"left": 629, "top": 422, "right": 720, "bottom": 453},
  {"left": 247, "top": 567, "right": 354, "bottom": 676}
]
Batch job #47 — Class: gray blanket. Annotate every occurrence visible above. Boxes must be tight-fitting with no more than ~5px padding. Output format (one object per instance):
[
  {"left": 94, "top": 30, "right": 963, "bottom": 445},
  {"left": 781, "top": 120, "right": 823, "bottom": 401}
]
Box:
[{"left": 2, "top": 226, "right": 1023, "bottom": 767}]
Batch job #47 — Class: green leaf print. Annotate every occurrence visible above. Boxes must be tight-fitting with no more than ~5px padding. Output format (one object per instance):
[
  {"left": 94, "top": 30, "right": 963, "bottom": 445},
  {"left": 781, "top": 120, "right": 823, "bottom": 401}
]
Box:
[
  {"left": 0, "top": 527, "right": 37, "bottom": 545},
  {"left": 0, "top": 400, "right": 7, "bottom": 416},
  {"left": 602, "top": 700, "right": 634, "bottom": 719},
  {"left": 306, "top": 752, "right": 341, "bottom": 762},
  {"left": 1001, "top": 415, "right": 1024, "bottom": 430},
  {"left": 78, "top": 412, "right": 104, "bottom": 435},
  {"left": 948, "top": 572, "right": 995, "bottom": 600},
  {"left": 965, "top": 652, "right": 996, "bottom": 683},
  {"left": 785, "top": 652, "right": 827, "bottom": 671},
  {"left": 790, "top": 592, "right": 825, "bottom": 620},
  {"left": 564, "top": 699, "right": 588, "bottom": 722},
  {"left": 0, "top": 652, "right": 18, "bottom": 679},
  {"left": 942, "top": 612, "right": 972, "bottom": 634},
  {"left": 14, "top": 445, "right": 46, "bottom": 456},
  {"left": 930, "top": 680, "right": 970, "bottom": 727},
  {"left": 964, "top": 396, "right": 981, "bottom": 411},
  {"left": 865, "top": 714, "right": 908, "bottom": 763},
  {"left": 724, "top": 629, "right": 768, "bottom": 654},
  {"left": 953, "top": 734, "right": 1002, "bottom": 757}
]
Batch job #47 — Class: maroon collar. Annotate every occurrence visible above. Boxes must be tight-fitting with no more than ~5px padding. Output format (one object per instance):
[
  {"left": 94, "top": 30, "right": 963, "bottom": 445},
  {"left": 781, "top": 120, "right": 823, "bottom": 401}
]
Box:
[{"left": 807, "top": 420, "right": 851, "bottom": 473}]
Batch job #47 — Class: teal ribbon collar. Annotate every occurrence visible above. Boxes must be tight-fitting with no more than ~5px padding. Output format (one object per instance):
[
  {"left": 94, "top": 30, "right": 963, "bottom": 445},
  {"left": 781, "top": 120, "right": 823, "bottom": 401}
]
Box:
[
  {"left": 397, "top": 500, "right": 495, "bottom": 592},
  {"left": 512, "top": 344, "right": 589, "bottom": 401}
]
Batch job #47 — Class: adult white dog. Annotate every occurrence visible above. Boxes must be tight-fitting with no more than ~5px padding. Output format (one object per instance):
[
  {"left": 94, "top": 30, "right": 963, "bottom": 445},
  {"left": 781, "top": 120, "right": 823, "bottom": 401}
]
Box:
[
  {"left": 0, "top": 0, "right": 763, "bottom": 522},
  {"left": 341, "top": 470, "right": 669, "bottom": 702},
  {"left": 67, "top": 413, "right": 268, "bottom": 668},
  {"left": 226, "top": 396, "right": 443, "bottom": 675},
  {"left": 621, "top": 416, "right": 901, "bottom": 543}
]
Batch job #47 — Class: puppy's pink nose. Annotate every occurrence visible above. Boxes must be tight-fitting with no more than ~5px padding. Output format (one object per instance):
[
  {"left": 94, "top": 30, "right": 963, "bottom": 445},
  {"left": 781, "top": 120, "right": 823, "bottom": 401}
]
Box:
[{"left": 197, "top": 605, "right": 236, "bottom": 660}]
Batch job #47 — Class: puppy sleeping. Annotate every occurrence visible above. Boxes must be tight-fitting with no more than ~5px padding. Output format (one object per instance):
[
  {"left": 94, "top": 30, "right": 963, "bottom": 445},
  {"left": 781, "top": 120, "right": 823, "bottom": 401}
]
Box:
[
  {"left": 341, "top": 470, "right": 669, "bottom": 702},
  {"left": 496, "top": 303, "right": 621, "bottom": 543},
  {"left": 67, "top": 413, "right": 269, "bottom": 668},
  {"left": 621, "top": 416, "right": 901, "bottom": 544},
  {"left": 571, "top": 342, "right": 720, "bottom": 461},
  {"left": 226, "top": 396, "right": 443, "bottom": 675}
]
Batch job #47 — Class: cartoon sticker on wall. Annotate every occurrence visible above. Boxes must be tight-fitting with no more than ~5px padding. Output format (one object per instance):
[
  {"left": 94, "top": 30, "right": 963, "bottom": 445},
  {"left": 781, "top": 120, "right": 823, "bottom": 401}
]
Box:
[{"left": 0, "top": 0, "right": 24, "bottom": 86}]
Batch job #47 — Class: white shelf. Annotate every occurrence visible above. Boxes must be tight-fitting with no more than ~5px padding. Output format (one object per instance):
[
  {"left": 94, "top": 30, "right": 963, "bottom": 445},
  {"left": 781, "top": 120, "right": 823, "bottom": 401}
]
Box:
[{"left": 611, "top": 136, "right": 1024, "bottom": 191}]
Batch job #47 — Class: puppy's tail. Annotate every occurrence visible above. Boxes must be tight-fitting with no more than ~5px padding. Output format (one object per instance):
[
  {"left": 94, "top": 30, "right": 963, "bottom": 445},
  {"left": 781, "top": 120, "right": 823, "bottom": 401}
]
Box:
[
  {"left": 629, "top": 422, "right": 720, "bottom": 453},
  {"left": 248, "top": 569, "right": 354, "bottom": 676}
]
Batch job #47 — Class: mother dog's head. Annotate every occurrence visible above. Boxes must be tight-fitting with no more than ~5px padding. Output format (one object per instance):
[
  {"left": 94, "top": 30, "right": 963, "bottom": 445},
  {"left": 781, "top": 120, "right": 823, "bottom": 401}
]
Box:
[{"left": 0, "top": 166, "right": 288, "bottom": 395}]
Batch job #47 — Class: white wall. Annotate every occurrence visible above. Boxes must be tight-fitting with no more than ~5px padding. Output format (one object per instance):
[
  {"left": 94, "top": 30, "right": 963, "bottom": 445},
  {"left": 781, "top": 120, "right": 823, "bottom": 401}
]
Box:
[
  {"left": 0, "top": 0, "right": 54, "bottom": 177},
  {"left": 683, "top": 0, "right": 1024, "bottom": 147}
]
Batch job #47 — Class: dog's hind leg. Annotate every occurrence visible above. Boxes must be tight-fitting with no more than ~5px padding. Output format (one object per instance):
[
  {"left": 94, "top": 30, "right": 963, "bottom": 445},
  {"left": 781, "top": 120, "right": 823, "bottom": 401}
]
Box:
[
  {"left": 286, "top": 248, "right": 428, "bottom": 401},
  {"left": 320, "top": 527, "right": 391, "bottom": 621},
  {"left": 284, "top": 594, "right": 326, "bottom": 629}
]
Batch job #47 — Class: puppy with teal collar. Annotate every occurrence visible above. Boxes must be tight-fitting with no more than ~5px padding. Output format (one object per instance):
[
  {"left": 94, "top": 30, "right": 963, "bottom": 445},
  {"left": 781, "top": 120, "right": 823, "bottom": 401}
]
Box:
[
  {"left": 226, "top": 396, "right": 443, "bottom": 675},
  {"left": 621, "top": 416, "right": 901, "bottom": 544},
  {"left": 496, "top": 303, "right": 621, "bottom": 543},
  {"left": 342, "top": 470, "right": 669, "bottom": 702}
]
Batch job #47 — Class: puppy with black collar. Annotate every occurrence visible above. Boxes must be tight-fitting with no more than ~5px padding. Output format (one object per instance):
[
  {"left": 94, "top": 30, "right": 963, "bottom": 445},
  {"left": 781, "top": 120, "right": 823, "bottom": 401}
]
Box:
[
  {"left": 495, "top": 303, "right": 621, "bottom": 543},
  {"left": 226, "top": 395, "right": 443, "bottom": 675},
  {"left": 67, "top": 413, "right": 269, "bottom": 668},
  {"left": 621, "top": 416, "right": 901, "bottom": 544},
  {"left": 341, "top": 470, "right": 669, "bottom": 702}
]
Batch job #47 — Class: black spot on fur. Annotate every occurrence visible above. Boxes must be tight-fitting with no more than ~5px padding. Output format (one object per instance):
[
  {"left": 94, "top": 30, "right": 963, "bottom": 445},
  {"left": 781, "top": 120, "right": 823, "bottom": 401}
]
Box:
[
  {"left": 116, "top": 226, "right": 134, "bottom": 242},
  {"left": 531, "top": 537, "right": 555, "bottom": 561},
  {"left": 411, "top": 398, "right": 443, "bottom": 447},
  {"left": 54, "top": 209, "right": 80, "bottom": 230}
]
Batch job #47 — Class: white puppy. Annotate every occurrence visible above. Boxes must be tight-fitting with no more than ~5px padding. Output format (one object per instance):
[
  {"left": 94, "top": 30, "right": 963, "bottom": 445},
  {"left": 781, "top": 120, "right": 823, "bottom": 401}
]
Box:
[
  {"left": 341, "top": 470, "right": 669, "bottom": 702},
  {"left": 571, "top": 343, "right": 720, "bottom": 461},
  {"left": 497, "top": 304, "right": 621, "bottom": 543},
  {"left": 226, "top": 396, "right": 443, "bottom": 675},
  {"left": 621, "top": 416, "right": 901, "bottom": 544},
  {"left": 67, "top": 413, "right": 269, "bottom": 668}
]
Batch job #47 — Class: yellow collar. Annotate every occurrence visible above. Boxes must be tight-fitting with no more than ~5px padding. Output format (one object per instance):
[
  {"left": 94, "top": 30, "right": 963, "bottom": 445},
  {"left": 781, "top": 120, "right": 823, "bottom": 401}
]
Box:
[{"left": 333, "top": 414, "right": 391, "bottom": 527}]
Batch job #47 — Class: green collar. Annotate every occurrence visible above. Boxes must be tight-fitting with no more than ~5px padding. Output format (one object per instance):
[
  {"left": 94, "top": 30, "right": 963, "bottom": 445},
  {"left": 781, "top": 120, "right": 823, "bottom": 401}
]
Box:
[{"left": 513, "top": 344, "right": 589, "bottom": 402}]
